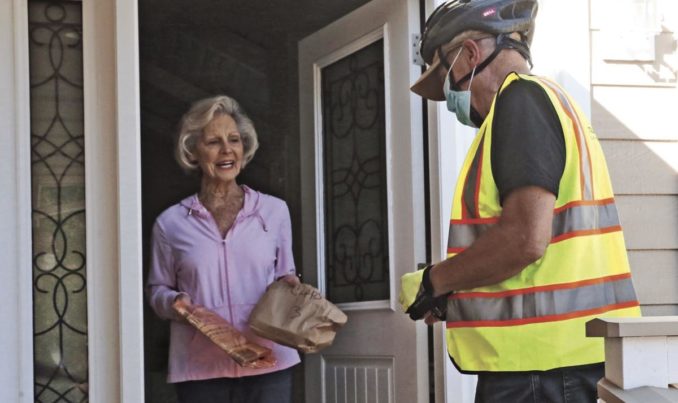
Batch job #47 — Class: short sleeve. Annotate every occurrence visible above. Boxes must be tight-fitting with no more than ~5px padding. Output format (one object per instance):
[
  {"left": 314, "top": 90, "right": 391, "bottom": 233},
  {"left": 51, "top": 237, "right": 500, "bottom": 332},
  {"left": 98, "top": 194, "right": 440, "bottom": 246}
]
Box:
[
  {"left": 274, "top": 202, "right": 297, "bottom": 279},
  {"left": 491, "top": 78, "right": 566, "bottom": 204}
]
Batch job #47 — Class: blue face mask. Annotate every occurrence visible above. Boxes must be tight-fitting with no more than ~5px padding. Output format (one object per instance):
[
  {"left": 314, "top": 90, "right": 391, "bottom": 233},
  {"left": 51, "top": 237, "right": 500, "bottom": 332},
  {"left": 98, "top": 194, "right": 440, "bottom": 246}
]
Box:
[{"left": 443, "top": 47, "right": 477, "bottom": 127}]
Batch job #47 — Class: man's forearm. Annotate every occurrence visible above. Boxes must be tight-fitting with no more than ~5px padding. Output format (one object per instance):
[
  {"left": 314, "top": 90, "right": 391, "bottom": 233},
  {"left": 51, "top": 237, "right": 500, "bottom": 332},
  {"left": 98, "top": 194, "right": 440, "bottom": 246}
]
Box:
[
  {"left": 429, "top": 222, "right": 541, "bottom": 296},
  {"left": 429, "top": 186, "right": 555, "bottom": 297}
]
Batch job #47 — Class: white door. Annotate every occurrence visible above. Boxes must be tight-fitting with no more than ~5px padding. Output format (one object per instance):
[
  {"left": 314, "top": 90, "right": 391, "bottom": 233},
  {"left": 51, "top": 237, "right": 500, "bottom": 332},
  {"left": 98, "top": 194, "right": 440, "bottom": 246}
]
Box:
[
  {"left": 298, "top": 0, "right": 428, "bottom": 402},
  {"left": 0, "top": 0, "right": 143, "bottom": 402}
]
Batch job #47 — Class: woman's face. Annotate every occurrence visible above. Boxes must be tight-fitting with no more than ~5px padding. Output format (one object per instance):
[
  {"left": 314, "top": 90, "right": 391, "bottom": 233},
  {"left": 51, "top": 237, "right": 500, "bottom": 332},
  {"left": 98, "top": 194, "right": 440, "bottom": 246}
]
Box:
[{"left": 193, "top": 113, "right": 244, "bottom": 184}]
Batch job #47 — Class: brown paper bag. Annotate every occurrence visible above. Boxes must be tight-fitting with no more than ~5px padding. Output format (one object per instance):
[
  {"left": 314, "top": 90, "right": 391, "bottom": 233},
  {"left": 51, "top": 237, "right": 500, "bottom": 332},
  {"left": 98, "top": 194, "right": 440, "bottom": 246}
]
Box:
[
  {"left": 173, "top": 299, "right": 276, "bottom": 368},
  {"left": 248, "top": 282, "right": 348, "bottom": 353}
]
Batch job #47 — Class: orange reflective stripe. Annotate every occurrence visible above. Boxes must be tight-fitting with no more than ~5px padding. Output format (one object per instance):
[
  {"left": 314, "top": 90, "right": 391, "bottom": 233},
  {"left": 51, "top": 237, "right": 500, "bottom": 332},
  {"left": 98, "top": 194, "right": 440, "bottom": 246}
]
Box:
[
  {"left": 451, "top": 273, "right": 632, "bottom": 299},
  {"left": 537, "top": 78, "right": 594, "bottom": 200},
  {"left": 450, "top": 217, "right": 499, "bottom": 224},
  {"left": 445, "top": 274, "right": 638, "bottom": 328},
  {"left": 461, "top": 137, "right": 485, "bottom": 219},
  {"left": 551, "top": 225, "right": 622, "bottom": 244}
]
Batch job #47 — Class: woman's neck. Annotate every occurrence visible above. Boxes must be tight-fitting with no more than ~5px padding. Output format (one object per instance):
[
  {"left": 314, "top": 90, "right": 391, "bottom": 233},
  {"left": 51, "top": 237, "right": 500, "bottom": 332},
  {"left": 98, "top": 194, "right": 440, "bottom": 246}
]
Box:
[{"left": 198, "top": 178, "right": 243, "bottom": 209}]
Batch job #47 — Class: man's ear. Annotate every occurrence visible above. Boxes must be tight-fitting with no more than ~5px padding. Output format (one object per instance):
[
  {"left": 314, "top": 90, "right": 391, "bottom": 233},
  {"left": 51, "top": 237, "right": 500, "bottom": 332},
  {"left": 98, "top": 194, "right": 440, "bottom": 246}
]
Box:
[{"left": 462, "top": 39, "right": 483, "bottom": 66}]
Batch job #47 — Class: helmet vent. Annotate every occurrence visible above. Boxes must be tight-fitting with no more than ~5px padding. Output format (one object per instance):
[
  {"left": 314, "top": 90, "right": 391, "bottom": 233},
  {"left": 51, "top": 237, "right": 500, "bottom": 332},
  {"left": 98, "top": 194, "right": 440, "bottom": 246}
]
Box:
[{"left": 501, "top": 0, "right": 535, "bottom": 20}]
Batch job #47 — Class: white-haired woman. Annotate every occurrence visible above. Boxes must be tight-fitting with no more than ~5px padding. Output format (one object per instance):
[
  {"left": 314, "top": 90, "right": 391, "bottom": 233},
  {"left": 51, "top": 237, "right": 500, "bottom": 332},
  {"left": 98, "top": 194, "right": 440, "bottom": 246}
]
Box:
[{"left": 146, "top": 95, "right": 300, "bottom": 403}]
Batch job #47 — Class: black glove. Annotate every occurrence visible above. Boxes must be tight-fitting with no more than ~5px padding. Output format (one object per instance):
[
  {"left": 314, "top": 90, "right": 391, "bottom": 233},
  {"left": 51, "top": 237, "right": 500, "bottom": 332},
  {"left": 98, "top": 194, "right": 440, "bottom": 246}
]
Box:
[{"left": 405, "top": 265, "right": 450, "bottom": 321}]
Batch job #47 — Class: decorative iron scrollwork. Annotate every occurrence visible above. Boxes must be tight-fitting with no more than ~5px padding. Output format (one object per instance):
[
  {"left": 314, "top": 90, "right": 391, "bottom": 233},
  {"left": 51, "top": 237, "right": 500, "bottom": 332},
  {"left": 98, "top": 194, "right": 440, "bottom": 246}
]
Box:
[
  {"left": 29, "top": 1, "right": 88, "bottom": 401},
  {"left": 321, "top": 39, "right": 390, "bottom": 303}
]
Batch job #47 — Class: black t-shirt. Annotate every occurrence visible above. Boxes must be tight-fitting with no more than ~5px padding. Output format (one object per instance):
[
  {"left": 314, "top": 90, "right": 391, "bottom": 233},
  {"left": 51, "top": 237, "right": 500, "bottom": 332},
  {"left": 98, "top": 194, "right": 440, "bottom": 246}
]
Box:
[{"left": 491, "top": 78, "right": 566, "bottom": 204}]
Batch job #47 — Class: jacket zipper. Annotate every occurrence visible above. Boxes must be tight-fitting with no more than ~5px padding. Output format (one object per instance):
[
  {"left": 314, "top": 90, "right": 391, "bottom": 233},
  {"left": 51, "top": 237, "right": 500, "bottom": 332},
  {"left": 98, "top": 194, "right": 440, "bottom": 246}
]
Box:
[
  {"left": 222, "top": 214, "right": 244, "bottom": 376},
  {"left": 203, "top": 216, "right": 239, "bottom": 315}
]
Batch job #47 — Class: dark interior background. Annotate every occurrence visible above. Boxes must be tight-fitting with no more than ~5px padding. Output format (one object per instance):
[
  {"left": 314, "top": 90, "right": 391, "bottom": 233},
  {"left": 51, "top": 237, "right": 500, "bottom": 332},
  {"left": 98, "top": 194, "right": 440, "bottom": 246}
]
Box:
[{"left": 139, "top": 1, "right": 370, "bottom": 401}]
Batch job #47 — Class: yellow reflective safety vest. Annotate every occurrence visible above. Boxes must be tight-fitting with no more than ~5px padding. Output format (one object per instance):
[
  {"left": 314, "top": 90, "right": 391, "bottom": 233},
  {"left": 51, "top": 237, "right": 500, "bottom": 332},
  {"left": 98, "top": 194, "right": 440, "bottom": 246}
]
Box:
[{"left": 444, "top": 73, "right": 640, "bottom": 372}]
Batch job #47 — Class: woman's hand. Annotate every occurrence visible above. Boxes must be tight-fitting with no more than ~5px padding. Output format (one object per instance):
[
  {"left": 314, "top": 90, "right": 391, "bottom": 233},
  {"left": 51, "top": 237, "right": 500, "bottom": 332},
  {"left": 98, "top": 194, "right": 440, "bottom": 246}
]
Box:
[
  {"left": 172, "top": 293, "right": 193, "bottom": 320},
  {"left": 174, "top": 293, "right": 192, "bottom": 306},
  {"left": 277, "top": 274, "right": 301, "bottom": 286}
]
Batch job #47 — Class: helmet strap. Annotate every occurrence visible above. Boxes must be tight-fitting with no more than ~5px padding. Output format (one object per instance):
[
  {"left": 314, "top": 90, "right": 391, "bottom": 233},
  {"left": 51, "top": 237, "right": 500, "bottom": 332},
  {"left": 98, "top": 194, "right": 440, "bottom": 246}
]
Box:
[
  {"left": 499, "top": 33, "right": 533, "bottom": 68},
  {"left": 451, "top": 33, "right": 533, "bottom": 90}
]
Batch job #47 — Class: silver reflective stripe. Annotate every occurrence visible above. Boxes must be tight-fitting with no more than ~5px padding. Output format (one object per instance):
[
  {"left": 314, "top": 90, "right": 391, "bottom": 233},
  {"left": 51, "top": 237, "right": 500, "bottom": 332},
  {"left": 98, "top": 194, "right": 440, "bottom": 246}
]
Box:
[
  {"left": 447, "top": 202, "right": 621, "bottom": 250},
  {"left": 552, "top": 201, "right": 620, "bottom": 239},
  {"left": 538, "top": 78, "right": 594, "bottom": 200},
  {"left": 446, "top": 276, "right": 637, "bottom": 324},
  {"left": 448, "top": 222, "right": 495, "bottom": 250}
]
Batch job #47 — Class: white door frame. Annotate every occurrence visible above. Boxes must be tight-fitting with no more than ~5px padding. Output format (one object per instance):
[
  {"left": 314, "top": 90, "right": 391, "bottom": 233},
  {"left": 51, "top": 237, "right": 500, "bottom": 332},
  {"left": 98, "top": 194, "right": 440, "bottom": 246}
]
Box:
[
  {"left": 427, "top": 101, "right": 478, "bottom": 403},
  {"left": 0, "top": 0, "right": 145, "bottom": 401},
  {"left": 113, "top": 0, "right": 145, "bottom": 400},
  {"left": 83, "top": 0, "right": 145, "bottom": 401},
  {"left": 0, "top": 0, "right": 34, "bottom": 401}
]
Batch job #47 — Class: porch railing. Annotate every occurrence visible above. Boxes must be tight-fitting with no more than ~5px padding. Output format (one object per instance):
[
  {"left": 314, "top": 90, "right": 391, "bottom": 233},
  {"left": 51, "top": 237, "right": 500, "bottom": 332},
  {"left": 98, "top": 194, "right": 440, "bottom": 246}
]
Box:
[{"left": 587, "top": 316, "right": 678, "bottom": 402}]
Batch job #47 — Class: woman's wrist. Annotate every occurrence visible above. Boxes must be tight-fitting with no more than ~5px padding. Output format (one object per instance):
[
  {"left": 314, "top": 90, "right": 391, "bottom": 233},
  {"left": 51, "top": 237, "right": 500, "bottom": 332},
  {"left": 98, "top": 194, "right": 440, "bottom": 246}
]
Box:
[
  {"left": 277, "top": 272, "right": 301, "bottom": 281},
  {"left": 174, "top": 292, "right": 189, "bottom": 302},
  {"left": 277, "top": 272, "right": 302, "bottom": 285}
]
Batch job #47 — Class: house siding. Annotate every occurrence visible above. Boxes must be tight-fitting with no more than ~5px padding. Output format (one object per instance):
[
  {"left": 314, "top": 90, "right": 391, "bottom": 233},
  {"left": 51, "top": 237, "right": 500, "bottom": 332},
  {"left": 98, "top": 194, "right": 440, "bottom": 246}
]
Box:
[{"left": 590, "top": 0, "right": 678, "bottom": 316}]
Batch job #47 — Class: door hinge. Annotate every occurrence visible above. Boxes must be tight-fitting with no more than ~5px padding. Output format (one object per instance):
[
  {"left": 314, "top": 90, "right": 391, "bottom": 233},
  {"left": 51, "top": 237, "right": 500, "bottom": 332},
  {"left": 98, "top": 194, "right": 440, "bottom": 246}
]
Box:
[{"left": 412, "top": 33, "right": 425, "bottom": 66}]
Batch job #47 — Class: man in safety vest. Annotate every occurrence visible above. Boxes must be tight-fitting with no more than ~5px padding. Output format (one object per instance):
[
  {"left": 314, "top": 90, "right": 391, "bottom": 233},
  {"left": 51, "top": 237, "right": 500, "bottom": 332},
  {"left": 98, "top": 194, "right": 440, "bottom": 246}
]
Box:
[{"left": 399, "top": 0, "right": 641, "bottom": 401}]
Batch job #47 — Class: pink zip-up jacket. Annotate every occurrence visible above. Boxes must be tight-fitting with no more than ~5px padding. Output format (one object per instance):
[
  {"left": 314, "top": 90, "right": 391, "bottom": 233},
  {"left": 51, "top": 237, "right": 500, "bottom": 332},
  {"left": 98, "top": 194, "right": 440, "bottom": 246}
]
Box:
[{"left": 146, "top": 186, "right": 300, "bottom": 383}]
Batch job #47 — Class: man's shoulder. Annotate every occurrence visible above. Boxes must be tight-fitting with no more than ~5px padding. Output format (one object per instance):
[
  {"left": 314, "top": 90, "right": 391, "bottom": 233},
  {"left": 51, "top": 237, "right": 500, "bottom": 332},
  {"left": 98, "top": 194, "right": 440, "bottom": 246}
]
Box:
[
  {"left": 498, "top": 75, "right": 551, "bottom": 101},
  {"left": 494, "top": 75, "right": 560, "bottom": 122}
]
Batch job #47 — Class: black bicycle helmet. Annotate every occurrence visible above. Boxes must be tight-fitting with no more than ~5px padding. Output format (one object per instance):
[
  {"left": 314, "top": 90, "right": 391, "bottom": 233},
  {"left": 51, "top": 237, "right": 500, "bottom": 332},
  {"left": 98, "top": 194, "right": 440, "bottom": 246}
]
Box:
[
  {"left": 411, "top": 0, "right": 538, "bottom": 100},
  {"left": 420, "top": 0, "right": 538, "bottom": 65}
]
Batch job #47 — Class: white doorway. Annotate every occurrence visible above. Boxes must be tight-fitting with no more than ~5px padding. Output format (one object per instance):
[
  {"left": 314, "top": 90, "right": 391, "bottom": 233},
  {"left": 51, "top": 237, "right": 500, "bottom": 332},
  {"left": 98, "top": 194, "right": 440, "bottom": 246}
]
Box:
[{"left": 298, "top": 0, "right": 430, "bottom": 401}]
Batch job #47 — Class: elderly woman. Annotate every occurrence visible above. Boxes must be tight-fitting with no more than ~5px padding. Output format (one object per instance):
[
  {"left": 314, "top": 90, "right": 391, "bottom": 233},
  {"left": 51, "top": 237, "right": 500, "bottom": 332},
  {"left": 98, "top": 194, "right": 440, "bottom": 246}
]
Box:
[{"left": 147, "top": 95, "right": 300, "bottom": 403}]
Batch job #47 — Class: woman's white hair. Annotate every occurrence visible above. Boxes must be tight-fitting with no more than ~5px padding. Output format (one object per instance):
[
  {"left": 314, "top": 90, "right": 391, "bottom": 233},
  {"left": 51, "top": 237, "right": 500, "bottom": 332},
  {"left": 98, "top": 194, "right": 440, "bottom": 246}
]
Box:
[{"left": 175, "top": 95, "right": 259, "bottom": 172}]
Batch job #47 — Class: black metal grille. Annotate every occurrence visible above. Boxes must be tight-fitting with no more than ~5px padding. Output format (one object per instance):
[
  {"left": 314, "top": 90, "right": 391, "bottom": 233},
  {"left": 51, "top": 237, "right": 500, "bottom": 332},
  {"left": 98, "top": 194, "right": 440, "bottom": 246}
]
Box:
[
  {"left": 321, "top": 39, "right": 390, "bottom": 304},
  {"left": 28, "top": 1, "right": 88, "bottom": 402}
]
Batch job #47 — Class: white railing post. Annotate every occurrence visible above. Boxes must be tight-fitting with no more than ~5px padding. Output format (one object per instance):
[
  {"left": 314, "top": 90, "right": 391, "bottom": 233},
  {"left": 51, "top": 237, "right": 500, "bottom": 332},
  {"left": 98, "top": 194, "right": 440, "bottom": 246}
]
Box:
[{"left": 586, "top": 316, "right": 678, "bottom": 402}]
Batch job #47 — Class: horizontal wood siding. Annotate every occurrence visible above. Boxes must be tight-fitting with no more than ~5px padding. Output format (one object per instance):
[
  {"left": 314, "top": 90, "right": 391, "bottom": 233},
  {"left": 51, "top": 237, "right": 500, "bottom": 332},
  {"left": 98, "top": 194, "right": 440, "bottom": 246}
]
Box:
[
  {"left": 641, "top": 305, "right": 678, "bottom": 316},
  {"left": 629, "top": 251, "right": 678, "bottom": 305},
  {"left": 602, "top": 141, "right": 678, "bottom": 195},
  {"left": 591, "top": 0, "right": 678, "bottom": 315},
  {"left": 616, "top": 196, "right": 678, "bottom": 250},
  {"left": 592, "top": 87, "right": 678, "bottom": 141}
]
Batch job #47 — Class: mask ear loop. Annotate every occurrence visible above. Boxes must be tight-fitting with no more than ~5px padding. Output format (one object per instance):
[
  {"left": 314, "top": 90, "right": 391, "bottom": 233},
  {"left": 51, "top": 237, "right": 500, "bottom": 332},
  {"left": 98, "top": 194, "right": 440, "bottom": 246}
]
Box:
[
  {"left": 467, "top": 64, "right": 477, "bottom": 90},
  {"left": 446, "top": 46, "right": 464, "bottom": 91}
]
